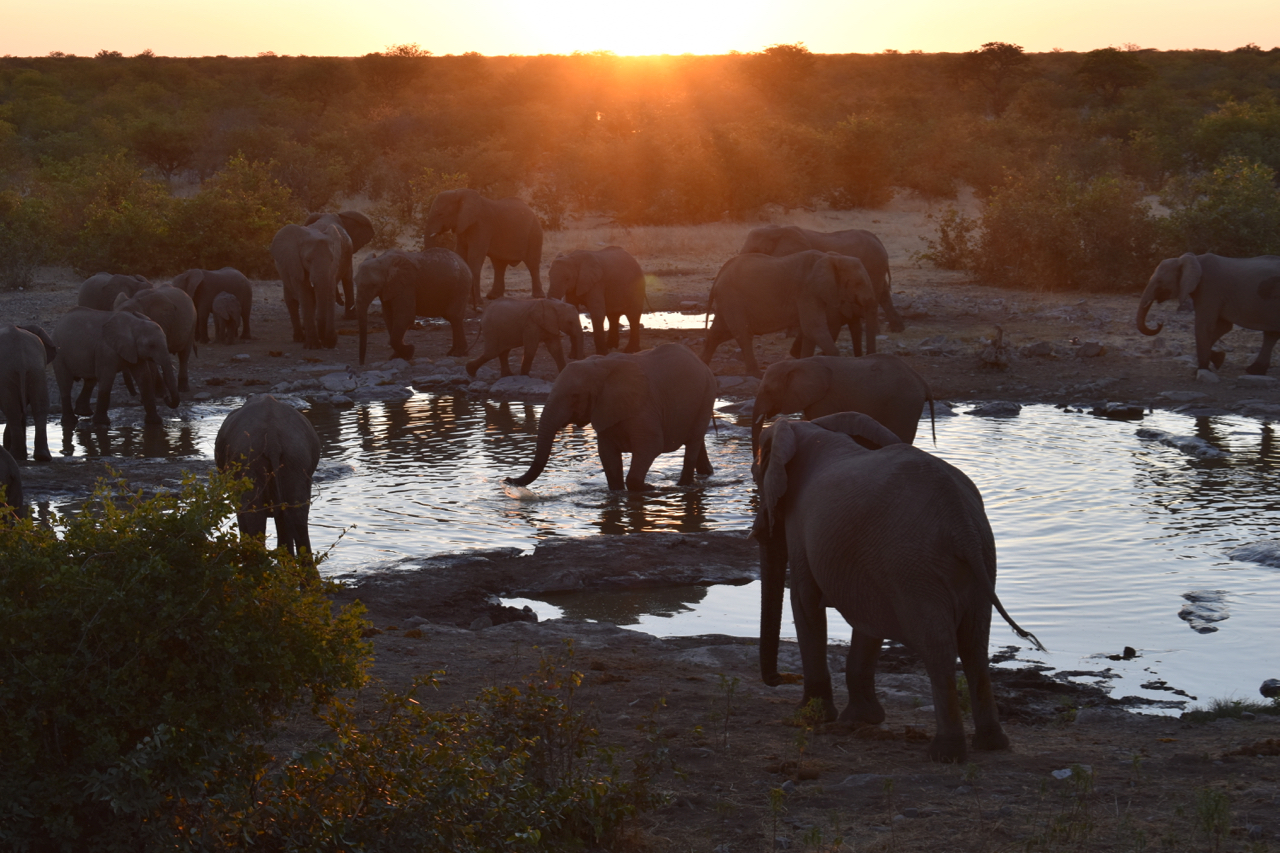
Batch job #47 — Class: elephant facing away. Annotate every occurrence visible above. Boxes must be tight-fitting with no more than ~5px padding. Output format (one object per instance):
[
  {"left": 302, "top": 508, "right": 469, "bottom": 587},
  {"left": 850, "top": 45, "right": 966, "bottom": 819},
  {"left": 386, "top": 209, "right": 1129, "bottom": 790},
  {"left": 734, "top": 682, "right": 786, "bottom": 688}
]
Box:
[
  {"left": 171, "top": 267, "right": 254, "bottom": 343},
  {"left": 271, "top": 222, "right": 348, "bottom": 349},
  {"left": 77, "top": 273, "right": 151, "bottom": 310},
  {"left": 702, "top": 251, "right": 878, "bottom": 377},
  {"left": 215, "top": 394, "right": 321, "bottom": 557},
  {"left": 466, "top": 297, "right": 585, "bottom": 377},
  {"left": 752, "top": 354, "right": 934, "bottom": 451},
  {"left": 741, "top": 225, "right": 904, "bottom": 334},
  {"left": 754, "top": 414, "right": 1044, "bottom": 764},
  {"left": 53, "top": 307, "right": 180, "bottom": 427},
  {"left": 0, "top": 324, "right": 56, "bottom": 461},
  {"left": 1137, "top": 253, "right": 1280, "bottom": 375},
  {"left": 212, "top": 292, "right": 242, "bottom": 344},
  {"left": 355, "top": 248, "right": 471, "bottom": 363},
  {"left": 115, "top": 284, "right": 197, "bottom": 392},
  {"left": 423, "top": 188, "right": 543, "bottom": 306},
  {"left": 506, "top": 343, "right": 716, "bottom": 492},
  {"left": 548, "top": 246, "right": 645, "bottom": 354}
]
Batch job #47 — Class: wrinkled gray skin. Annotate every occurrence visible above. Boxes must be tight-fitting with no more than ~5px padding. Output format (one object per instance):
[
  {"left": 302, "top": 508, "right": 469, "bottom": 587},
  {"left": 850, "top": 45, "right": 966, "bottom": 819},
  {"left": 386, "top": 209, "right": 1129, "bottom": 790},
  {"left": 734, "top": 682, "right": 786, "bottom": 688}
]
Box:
[
  {"left": 741, "top": 225, "right": 904, "bottom": 340},
  {"left": 77, "top": 273, "right": 152, "bottom": 310},
  {"left": 53, "top": 307, "right": 180, "bottom": 427},
  {"left": 304, "top": 210, "right": 375, "bottom": 319},
  {"left": 0, "top": 324, "right": 56, "bottom": 461},
  {"left": 752, "top": 354, "right": 934, "bottom": 452},
  {"left": 0, "top": 445, "right": 22, "bottom": 517},
  {"left": 506, "top": 343, "right": 716, "bottom": 491},
  {"left": 115, "top": 285, "right": 197, "bottom": 392},
  {"left": 754, "top": 414, "right": 1044, "bottom": 764},
  {"left": 466, "top": 297, "right": 585, "bottom": 377},
  {"left": 423, "top": 189, "right": 543, "bottom": 306},
  {"left": 271, "top": 222, "right": 348, "bottom": 349},
  {"left": 1136, "top": 253, "right": 1280, "bottom": 374},
  {"left": 212, "top": 292, "right": 242, "bottom": 344},
  {"left": 215, "top": 395, "right": 321, "bottom": 557},
  {"left": 702, "top": 251, "right": 878, "bottom": 378},
  {"left": 171, "top": 267, "right": 253, "bottom": 343},
  {"left": 355, "top": 248, "right": 471, "bottom": 363},
  {"left": 548, "top": 246, "right": 645, "bottom": 354}
]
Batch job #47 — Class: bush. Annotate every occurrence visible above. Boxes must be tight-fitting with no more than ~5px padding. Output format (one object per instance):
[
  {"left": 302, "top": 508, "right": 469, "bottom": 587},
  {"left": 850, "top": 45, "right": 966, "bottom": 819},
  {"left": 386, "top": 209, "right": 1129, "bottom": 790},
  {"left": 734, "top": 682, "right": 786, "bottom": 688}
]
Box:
[
  {"left": 1162, "top": 155, "right": 1280, "bottom": 256},
  {"left": 0, "top": 189, "right": 54, "bottom": 289},
  {"left": 0, "top": 472, "right": 370, "bottom": 850}
]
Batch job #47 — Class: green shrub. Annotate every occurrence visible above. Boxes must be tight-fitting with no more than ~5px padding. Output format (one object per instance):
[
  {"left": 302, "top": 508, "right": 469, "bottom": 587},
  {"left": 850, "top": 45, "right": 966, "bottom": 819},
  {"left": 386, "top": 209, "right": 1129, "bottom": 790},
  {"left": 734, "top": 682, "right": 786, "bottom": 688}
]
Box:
[
  {"left": 0, "top": 472, "right": 370, "bottom": 850},
  {"left": 1162, "top": 155, "right": 1280, "bottom": 256},
  {"left": 0, "top": 189, "right": 54, "bottom": 289}
]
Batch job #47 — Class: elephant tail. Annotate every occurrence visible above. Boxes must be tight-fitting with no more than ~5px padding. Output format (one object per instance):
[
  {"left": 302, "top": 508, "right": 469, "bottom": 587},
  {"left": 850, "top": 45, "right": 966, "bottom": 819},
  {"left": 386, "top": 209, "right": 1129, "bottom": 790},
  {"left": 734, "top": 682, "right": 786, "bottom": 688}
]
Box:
[
  {"left": 964, "top": 526, "right": 1047, "bottom": 653},
  {"left": 991, "top": 591, "right": 1046, "bottom": 653},
  {"left": 925, "top": 389, "right": 936, "bottom": 447},
  {"left": 465, "top": 315, "right": 483, "bottom": 354}
]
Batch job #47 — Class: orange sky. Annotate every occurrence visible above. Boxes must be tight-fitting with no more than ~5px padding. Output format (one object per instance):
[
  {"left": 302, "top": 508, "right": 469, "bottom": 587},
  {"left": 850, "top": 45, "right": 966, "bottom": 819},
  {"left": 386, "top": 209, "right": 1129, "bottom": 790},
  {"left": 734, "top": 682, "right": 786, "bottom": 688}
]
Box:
[{"left": 4, "top": 0, "right": 1278, "bottom": 57}]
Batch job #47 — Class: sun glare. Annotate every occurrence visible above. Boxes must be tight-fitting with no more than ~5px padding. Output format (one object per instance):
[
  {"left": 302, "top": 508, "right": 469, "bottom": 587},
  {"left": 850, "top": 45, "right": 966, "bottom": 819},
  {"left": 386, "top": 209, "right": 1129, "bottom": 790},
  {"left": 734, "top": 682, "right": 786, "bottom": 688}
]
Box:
[{"left": 507, "top": 0, "right": 774, "bottom": 56}]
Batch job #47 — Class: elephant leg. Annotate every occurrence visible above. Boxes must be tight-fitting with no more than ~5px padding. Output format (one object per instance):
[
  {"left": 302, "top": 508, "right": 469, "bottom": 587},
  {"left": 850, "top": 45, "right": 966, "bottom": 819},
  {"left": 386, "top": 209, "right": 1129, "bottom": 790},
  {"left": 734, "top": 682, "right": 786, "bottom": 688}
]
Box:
[
  {"left": 789, "top": 334, "right": 805, "bottom": 359},
  {"left": 240, "top": 302, "right": 252, "bottom": 339},
  {"left": 588, "top": 312, "right": 608, "bottom": 354},
  {"left": 499, "top": 349, "right": 514, "bottom": 377},
  {"left": 921, "top": 642, "right": 968, "bottom": 764},
  {"left": 798, "top": 307, "right": 839, "bottom": 358},
  {"left": 446, "top": 315, "right": 467, "bottom": 357},
  {"left": 519, "top": 338, "right": 539, "bottom": 376},
  {"left": 528, "top": 260, "right": 544, "bottom": 299},
  {"left": 177, "top": 349, "right": 189, "bottom": 393},
  {"left": 789, "top": 555, "right": 837, "bottom": 722},
  {"left": 138, "top": 365, "right": 162, "bottom": 425},
  {"left": 238, "top": 506, "right": 269, "bottom": 541},
  {"left": 958, "top": 612, "right": 1008, "bottom": 751},
  {"left": 625, "top": 313, "right": 642, "bottom": 353},
  {"left": 341, "top": 269, "right": 356, "bottom": 321},
  {"left": 488, "top": 261, "right": 509, "bottom": 301},
  {"left": 92, "top": 372, "right": 116, "bottom": 426},
  {"left": 605, "top": 313, "right": 621, "bottom": 350},
  {"left": 734, "top": 328, "right": 762, "bottom": 378},
  {"left": 597, "top": 436, "right": 626, "bottom": 491},
  {"left": 75, "top": 379, "right": 97, "bottom": 417},
  {"left": 1195, "top": 315, "right": 1233, "bottom": 370},
  {"left": 196, "top": 305, "right": 211, "bottom": 344},
  {"left": 1246, "top": 331, "right": 1280, "bottom": 375},
  {"left": 465, "top": 352, "right": 489, "bottom": 377},
  {"left": 676, "top": 438, "right": 708, "bottom": 486},
  {"left": 840, "top": 632, "right": 885, "bottom": 725},
  {"left": 846, "top": 318, "right": 866, "bottom": 357},
  {"left": 545, "top": 337, "right": 566, "bottom": 373},
  {"left": 700, "top": 317, "right": 733, "bottom": 365},
  {"left": 695, "top": 442, "right": 712, "bottom": 476},
  {"left": 284, "top": 292, "right": 305, "bottom": 343},
  {"left": 2, "top": 417, "right": 23, "bottom": 461}
]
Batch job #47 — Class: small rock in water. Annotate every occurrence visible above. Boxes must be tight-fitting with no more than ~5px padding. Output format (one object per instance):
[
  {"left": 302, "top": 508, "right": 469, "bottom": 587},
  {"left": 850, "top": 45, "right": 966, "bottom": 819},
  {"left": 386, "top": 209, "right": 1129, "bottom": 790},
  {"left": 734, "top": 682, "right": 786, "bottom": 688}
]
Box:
[
  {"left": 1178, "top": 589, "right": 1230, "bottom": 633},
  {"left": 1227, "top": 540, "right": 1280, "bottom": 568},
  {"left": 1092, "top": 401, "right": 1144, "bottom": 420},
  {"left": 1136, "top": 428, "right": 1228, "bottom": 459},
  {"left": 1261, "top": 679, "right": 1280, "bottom": 699},
  {"left": 1160, "top": 390, "right": 1207, "bottom": 402},
  {"left": 967, "top": 401, "right": 1021, "bottom": 418}
]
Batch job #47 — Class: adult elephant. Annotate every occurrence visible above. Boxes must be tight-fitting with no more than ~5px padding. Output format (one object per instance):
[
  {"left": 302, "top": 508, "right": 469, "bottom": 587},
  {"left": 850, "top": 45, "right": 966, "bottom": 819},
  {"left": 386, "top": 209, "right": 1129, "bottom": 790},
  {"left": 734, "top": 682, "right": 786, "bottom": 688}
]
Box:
[
  {"left": 505, "top": 343, "right": 716, "bottom": 492},
  {"left": 754, "top": 413, "right": 1044, "bottom": 764},
  {"left": 1136, "top": 253, "right": 1280, "bottom": 375},
  {"left": 355, "top": 248, "right": 471, "bottom": 363},
  {"left": 0, "top": 446, "right": 22, "bottom": 517},
  {"left": 115, "top": 285, "right": 197, "bottom": 392},
  {"left": 0, "top": 324, "right": 56, "bottom": 461},
  {"left": 304, "top": 210, "right": 375, "bottom": 318},
  {"left": 466, "top": 297, "right": 584, "bottom": 378},
  {"left": 53, "top": 308, "right": 180, "bottom": 427},
  {"left": 171, "top": 267, "right": 254, "bottom": 343},
  {"left": 423, "top": 189, "right": 544, "bottom": 306},
  {"left": 215, "top": 394, "right": 321, "bottom": 558},
  {"left": 741, "top": 225, "right": 904, "bottom": 334},
  {"left": 548, "top": 246, "right": 645, "bottom": 354},
  {"left": 77, "top": 273, "right": 151, "bottom": 310},
  {"left": 271, "top": 221, "right": 347, "bottom": 349},
  {"left": 702, "top": 251, "right": 877, "bottom": 377},
  {"left": 751, "top": 354, "right": 934, "bottom": 451}
]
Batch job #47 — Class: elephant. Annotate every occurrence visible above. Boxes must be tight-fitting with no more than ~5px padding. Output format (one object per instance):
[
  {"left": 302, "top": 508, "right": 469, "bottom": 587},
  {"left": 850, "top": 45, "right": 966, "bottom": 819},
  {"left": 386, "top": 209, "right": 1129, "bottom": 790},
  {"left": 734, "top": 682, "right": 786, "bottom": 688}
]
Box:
[
  {"left": 355, "top": 248, "right": 471, "bottom": 363},
  {"left": 304, "top": 210, "right": 375, "bottom": 319},
  {"left": 271, "top": 221, "right": 348, "bottom": 349},
  {"left": 77, "top": 273, "right": 151, "bottom": 310},
  {"left": 751, "top": 354, "right": 935, "bottom": 451},
  {"left": 171, "top": 267, "right": 254, "bottom": 343},
  {"left": 505, "top": 343, "right": 716, "bottom": 492},
  {"left": 215, "top": 394, "right": 321, "bottom": 557},
  {"left": 423, "top": 188, "right": 544, "bottom": 306},
  {"left": 754, "top": 413, "right": 1044, "bottom": 763},
  {"left": 114, "top": 284, "right": 197, "bottom": 392},
  {"left": 701, "top": 251, "right": 878, "bottom": 377},
  {"left": 547, "top": 246, "right": 645, "bottom": 354},
  {"left": 1136, "top": 253, "right": 1280, "bottom": 375},
  {"left": 740, "top": 224, "right": 904, "bottom": 334},
  {"left": 52, "top": 307, "right": 180, "bottom": 427},
  {"left": 0, "top": 445, "right": 22, "bottom": 517},
  {"left": 212, "top": 292, "right": 242, "bottom": 344},
  {"left": 466, "top": 297, "right": 585, "bottom": 377},
  {"left": 0, "top": 324, "right": 56, "bottom": 461}
]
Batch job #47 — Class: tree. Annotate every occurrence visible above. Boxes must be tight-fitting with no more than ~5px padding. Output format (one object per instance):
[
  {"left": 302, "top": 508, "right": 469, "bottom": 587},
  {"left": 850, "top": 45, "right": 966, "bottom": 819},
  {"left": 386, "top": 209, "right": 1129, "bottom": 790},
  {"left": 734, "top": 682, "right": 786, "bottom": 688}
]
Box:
[
  {"left": 130, "top": 120, "right": 195, "bottom": 181},
  {"left": 359, "top": 42, "right": 431, "bottom": 99},
  {"left": 1076, "top": 47, "right": 1153, "bottom": 106},
  {"left": 746, "top": 42, "right": 816, "bottom": 99},
  {"left": 956, "top": 42, "right": 1031, "bottom": 117}
]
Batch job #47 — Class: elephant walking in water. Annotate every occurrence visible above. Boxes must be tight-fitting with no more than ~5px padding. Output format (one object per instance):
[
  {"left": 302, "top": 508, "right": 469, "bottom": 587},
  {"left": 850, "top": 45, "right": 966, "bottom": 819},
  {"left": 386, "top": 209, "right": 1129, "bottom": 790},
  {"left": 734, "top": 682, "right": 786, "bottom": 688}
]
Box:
[
  {"left": 423, "top": 189, "right": 543, "bottom": 306},
  {"left": 0, "top": 324, "right": 56, "bottom": 461},
  {"left": 215, "top": 395, "right": 321, "bottom": 557},
  {"left": 754, "top": 413, "right": 1043, "bottom": 764}
]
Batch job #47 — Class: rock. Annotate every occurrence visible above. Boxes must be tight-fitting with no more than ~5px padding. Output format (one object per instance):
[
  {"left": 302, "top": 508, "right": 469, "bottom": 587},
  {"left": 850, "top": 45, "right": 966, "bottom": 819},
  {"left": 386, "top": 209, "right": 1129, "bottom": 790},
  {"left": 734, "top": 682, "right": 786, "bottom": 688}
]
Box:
[
  {"left": 329, "top": 394, "right": 354, "bottom": 408},
  {"left": 272, "top": 395, "right": 310, "bottom": 411},
  {"left": 413, "top": 373, "right": 470, "bottom": 392},
  {"left": 1091, "top": 402, "right": 1144, "bottom": 420},
  {"left": 1135, "top": 428, "right": 1228, "bottom": 459},
  {"left": 467, "top": 380, "right": 490, "bottom": 394},
  {"left": 780, "top": 780, "right": 796, "bottom": 794},
  {"left": 832, "top": 773, "right": 889, "bottom": 788},
  {"left": 380, "top": 358, "right": 411, "bottom": 372},
  {"left": 1227, "top": 540, "right": 1280, "bottom": 568},
  {"left": 1195, "top": 368, "right": 1220, "bottom": 383},
  {"left": 1236, "top": 374, "right": 1278, "bottom": 387},
  {"left": 1261, "top": 679, "right": 1280, "bottom": 699},
  {"left": 1159, "top": 390, "right": 1207, "bottom": 402},
  {"left": 404, "top": 615, "right": 431, "bottom": 627},
  {"left": 351, "top": 385, "right": 413, "bottom": 402},
  {"left": 679, "top": 301, "right": 703, "bottom": 311},
  {"left": 718, "top": 400, "right": 755, "bottom": 415},
  {"left": 717, "top": 375, "right": 759, "bottom": 394},
  {"left": 232, "top": 353, "right": 251, "bottom": 361},
  {"left": 356, "top": 369, "right": 397, "bottom": 387},
  {"left": 489, "top": 375, "right": 555, "bottom": 402},
  {"left": 469, "top": 615, "right": 494, "bottom": 630},
  {"left": 192, "top": 391, "right": 212, "bottom": 401},
  {"left": 1178, "top": 589, "right": 1229, "bottom": 633},
  {"left": 1075, "top": 342, "right": 1106, "bottom": 358},
  {"left": 1020, "top": 341, "right": 1055, "bottom": 358},
  {"left": 930, "top": 401, "right": 959, "bottom": 417},
  {"left": 320, "top": 371, "right": 357, "bottom": 393},
  {"left": 967, "top": 401, "right": 1021, "bottom": 418},
  {"left": 1051, "top": 765, "right": 1092, "bottom": 780},
  {"left": 1073, "top": 707, "right": 1132, "bottom": 725}
]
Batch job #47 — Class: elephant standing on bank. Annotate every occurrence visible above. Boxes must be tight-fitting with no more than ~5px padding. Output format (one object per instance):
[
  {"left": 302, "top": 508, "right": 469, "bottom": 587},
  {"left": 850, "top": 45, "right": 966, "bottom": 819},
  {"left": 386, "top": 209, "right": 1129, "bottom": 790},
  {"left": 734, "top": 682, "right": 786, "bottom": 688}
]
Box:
[
  {"left": 548, "top": 246, "right": 645, "bottom": 354},
  {"left": 751, "top": 354, "right": 934, "bottom": 451},
  {"left": 423, "top": 189, "right": 543, "bottom": 306},
  {"left": 0, "top": 324, "right": 56, "bottom": 461},
  {"left": 171, "top": 267, "right": 254, "bottom": 343},
  {"left": 466, "top": 297, "right": 585, "bottom": 377},
  {"left": 77, "top": 273, "right": 151, "bottom": 310},
  {"left": 304, "top": 211, "right": 375, "bottom": 319},
  {"left": 355, "top": 248, "right": 471, "bottom": 363},
  {"left": 702, "top": 251, "right": 878, "bottom": 377},
  {"left": 53, "top": 307, "right": 180, "bottom": 426},
  {"left": 754, "top": 413, "right": 1044, "bottom": 763},
  {"left": 271, "top": 222, "right": 347, "bottom": 349},
  {"left": 212, "top": 293, "right": 242, "bottom": 344},
  {"left": 215, "top": 395, "right": 321, "bottom": 557},
  {"left": 115, "top": 285, "right": 197, "bottom": 392},
  {"left": 741, "top": 224, "right": 904, "bottom": 336},
  {"left": 505, "top": 343, "right": 716, "bottom": 492},
  {"left": 1136, "top": 253, "right": 1280, "bottom": 375}
]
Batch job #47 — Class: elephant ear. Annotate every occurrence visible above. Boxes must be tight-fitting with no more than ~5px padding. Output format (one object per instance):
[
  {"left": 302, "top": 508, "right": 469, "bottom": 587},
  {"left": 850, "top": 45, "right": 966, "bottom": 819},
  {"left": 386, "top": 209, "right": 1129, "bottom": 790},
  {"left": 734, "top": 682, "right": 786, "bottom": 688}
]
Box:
[
  {"left": 529, "top": 300, "right": 561, "bottom": 338},
  {"left": 458, "top": 191, "right": 484, "bottom": 235},
  {"left": 1177, "top": 253, "right": 1202, "bottom": 305},
  {"left": 776, "top": 227, "right": 812, "bottom": 255},
  {"left": 17, "top": 324, "right": 56, "bottom": 364},
  {"left": 576, "top": 253, "right": 605, "bottom": 298},
  {"left": 591, "top": 358, "right": 651, "bottom": 433},
  {"left": 388, "top": 251, "right": 419, "bottom": 280},
  {"left": 337, "top": 210, "right": 375, "bottom": 252},
  {"left": 757, "top": 418, "right": 800, "bottom": 529},
  {"left": 811, "top": 412, "right": 903, "bottom": 451},
  {"left": 112, "top": 292, "right": 131, "bottom": 310},
  {"left": 173, "top": 269, "right": 203, "bottom": 298},
  {"left": 783, "top": 360, "right": 831, "bottom": 411},
  {"left": 103, "top": 312, "right": 141, "bottom": 363}
]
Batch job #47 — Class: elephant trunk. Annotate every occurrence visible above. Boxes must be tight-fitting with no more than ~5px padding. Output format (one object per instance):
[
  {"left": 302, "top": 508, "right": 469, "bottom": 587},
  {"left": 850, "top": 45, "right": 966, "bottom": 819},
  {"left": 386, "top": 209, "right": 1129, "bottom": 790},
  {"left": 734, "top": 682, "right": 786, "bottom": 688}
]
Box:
[
  {"left": 757, "top": 524, "right": 787, "bottom": 687},
  {"left": 864, "top": 305, "right": 880, "bottom": 355},
  {"left": 1135, "top": 285, "right": 1163, "bottom": 336},
  {"left": 358, "top": 299, "right": 370, "bottom": 364},
  {"left": 750, "top": 393, "right": 775, "bottom": 456},
  {"left": 568, "top": 319, "right": 585, "bottom": 360},
  {"left": 159, "top": 357, "right": 180, "bottom": 409},
  {"left": 506, "top": 403, "right": 568, "bottom": 487}
]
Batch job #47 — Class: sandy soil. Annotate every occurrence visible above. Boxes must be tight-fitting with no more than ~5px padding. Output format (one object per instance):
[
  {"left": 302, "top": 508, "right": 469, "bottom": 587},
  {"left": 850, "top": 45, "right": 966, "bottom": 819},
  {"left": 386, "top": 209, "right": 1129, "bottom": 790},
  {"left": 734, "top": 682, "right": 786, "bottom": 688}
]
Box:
[{"left": 5, "top": 199, "right": 1280, "bottom": 850}]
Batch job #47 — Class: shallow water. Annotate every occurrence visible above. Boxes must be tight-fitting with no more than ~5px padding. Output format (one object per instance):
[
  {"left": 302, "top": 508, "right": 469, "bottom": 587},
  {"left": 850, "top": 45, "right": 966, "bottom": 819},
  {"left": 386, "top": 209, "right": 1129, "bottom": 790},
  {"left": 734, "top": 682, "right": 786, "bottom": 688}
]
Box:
[{"left": 44, "top": 397, "right": 1280, "bottom": 709}]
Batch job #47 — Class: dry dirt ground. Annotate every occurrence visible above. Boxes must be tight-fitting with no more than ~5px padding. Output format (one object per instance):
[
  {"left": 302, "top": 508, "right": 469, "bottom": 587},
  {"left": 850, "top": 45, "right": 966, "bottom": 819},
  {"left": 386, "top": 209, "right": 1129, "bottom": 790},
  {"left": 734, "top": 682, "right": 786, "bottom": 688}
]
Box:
[{"left": 5, "top": 198, "right": 1280, "bottom": 851}]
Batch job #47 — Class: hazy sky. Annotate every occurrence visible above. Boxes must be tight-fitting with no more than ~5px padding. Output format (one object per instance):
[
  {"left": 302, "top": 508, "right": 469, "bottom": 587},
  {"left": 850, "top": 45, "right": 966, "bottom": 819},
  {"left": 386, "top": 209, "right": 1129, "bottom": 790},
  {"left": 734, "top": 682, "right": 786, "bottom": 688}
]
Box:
[{"left": 5, "top": 0, "right": 1278, "bottom": 57}]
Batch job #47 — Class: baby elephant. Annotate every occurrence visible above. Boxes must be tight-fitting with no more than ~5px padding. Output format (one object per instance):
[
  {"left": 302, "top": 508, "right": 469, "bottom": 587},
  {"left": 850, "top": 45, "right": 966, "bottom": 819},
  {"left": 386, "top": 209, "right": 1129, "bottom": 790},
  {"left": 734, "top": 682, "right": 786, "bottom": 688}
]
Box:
[
  {"left": 212, "top": 292, "right": 242, "bottom": 344},
  {"left": 215, "top": 395, "right": 321, "bottom": 557},
  {"left": 466, "top": 297, "right": 585, "bottom": 378}
]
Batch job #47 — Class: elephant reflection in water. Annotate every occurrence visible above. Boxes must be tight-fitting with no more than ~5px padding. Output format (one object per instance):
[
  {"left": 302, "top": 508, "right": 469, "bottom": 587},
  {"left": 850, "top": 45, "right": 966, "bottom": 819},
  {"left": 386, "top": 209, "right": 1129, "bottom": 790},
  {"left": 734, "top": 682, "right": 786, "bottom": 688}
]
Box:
[
  {"left": 350, "top": 395, "right": 480, "bottom": 464},
  {"left": 62, "top": 423, "right": 198, "bottom": 459},
  {"left": 596, "top": 488, "right": 710, "bottom": 536},
  {"left": 539, "top": 585, "right": 708, "bottom": 627}
]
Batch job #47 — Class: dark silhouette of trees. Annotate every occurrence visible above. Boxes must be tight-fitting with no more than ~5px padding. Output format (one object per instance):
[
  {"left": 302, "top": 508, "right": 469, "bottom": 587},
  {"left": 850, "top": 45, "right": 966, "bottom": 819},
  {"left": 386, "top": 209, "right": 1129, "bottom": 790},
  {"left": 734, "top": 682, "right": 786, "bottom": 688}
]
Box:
[
  {"left": 1076, "top": 47, "right": 1154, "bottom": 105},
  {"left": 956, "top": 41, "right": 1031, "bottom": 116}
]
